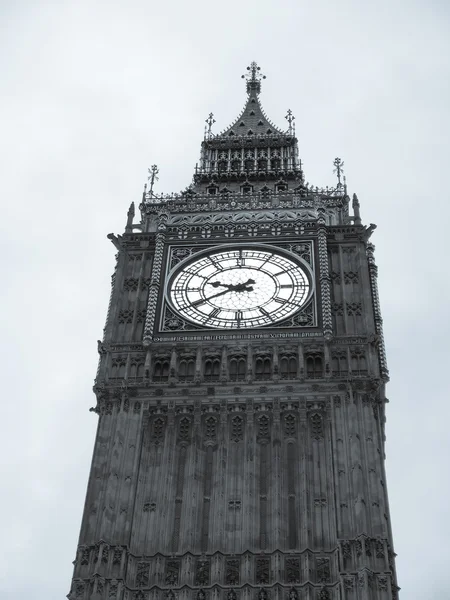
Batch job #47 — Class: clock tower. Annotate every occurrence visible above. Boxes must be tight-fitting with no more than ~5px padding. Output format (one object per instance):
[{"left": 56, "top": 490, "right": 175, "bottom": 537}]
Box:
[{"left": 68, "top": 63, "right": 399, "bottom": 600}]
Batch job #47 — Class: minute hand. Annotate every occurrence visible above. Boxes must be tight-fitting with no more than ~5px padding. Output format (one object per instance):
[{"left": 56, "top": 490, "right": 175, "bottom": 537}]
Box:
[{"left": 192, "top": 288, "right": 232, "bottom": 307}]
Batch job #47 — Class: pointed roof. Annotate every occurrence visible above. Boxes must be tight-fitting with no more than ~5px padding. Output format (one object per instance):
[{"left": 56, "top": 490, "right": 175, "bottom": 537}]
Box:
[{"left": 214, "top": 62, "right": 286, "bottom": 138}]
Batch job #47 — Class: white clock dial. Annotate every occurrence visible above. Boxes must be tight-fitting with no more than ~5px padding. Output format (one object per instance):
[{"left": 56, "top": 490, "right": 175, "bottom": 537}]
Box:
[{"left": 168, "top": 247, "right": 311, "bottom": 329}]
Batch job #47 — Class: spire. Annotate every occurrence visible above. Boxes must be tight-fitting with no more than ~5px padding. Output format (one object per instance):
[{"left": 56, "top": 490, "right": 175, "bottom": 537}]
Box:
[
  {"left": 216, "top": 62, "right": 285, "bottom": 138},
  {"left": 241, "top": 61, "right": 266, "bottom": 95}
]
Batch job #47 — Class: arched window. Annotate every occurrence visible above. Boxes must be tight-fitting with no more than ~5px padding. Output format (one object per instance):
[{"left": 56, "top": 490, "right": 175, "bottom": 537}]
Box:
[
  {"left": 111, "top": 357, "right": 126, "bottom": 379},
  {"left": 179, "top": 358, "right": 195, "bottom": 382},
  {"left": 276, "top": 183, "right": 287, "bottom": 192},
  {"left": 241, "top": 184, "right": 253, "bottom": 195},
  {"left": 231, "top": 159, "right": 240, "bottom": 172},
  {"left": 280, "top": 355, "right": 297, "bottom": 379},
  {"left": 218, "top": 160, "right": 227, "bottom": 172},
  {"left": 129, "top": 359, "right": 145, "bottom": 380},
  {"left": 244, "top": 158, "right": 254, "bottom": 171},
  {"left": 255, "top": 356, "right": 271, "bottom": 380},
  {"left": 306, "top": 354, "right": 323, "bottom": 379},
  {"left": 153, "top": 359, "right": 170, "bottom": 382},
  {"left": 229, "top": 356, "right": 246, "bottom": 381},
  {"left": 332, "top": 353, "right": 348, "bottom": 377},
  {"left": 129, "top": 361, "right": 137, "bottom": 379},
  {"left": 204, "top": 357, "right": 221, "bottom": 381},
  {"left": 351, "top": 352, "right": 367, "bottom": 376}
]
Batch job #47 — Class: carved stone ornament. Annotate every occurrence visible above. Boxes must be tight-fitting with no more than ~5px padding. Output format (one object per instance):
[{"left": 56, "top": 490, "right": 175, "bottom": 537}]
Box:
[
  {"left": 286, "top": 558, "right": 300, "bottom": 583},
  {"left": 225, "top": 559, "right": 240, "bottom": 585},
  {"left": 316, "top": 557, "right": 331, "bottom": 583},
  {"left": 136, "top": 562, "right": 150, "bottom": 587},
  {"left": 256, "top": 558, "right": 270, "bottom": 584},
  {"left": 318, "top": 588, "right": 330, "bottom": 600},
  {"left": 165, "top": 560, "right": 180, "bottom": 585},
  {"left": 195, "top": 559, "right": 210, "bottom": 586},
  {"left": 309, "top": 412, "right": 324, "bottom": 440}
]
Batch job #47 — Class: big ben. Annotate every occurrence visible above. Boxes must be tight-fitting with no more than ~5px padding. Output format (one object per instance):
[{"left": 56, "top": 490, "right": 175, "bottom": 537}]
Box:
[{"left": 68, "top": 62, "right": 399, "bottom": 600}]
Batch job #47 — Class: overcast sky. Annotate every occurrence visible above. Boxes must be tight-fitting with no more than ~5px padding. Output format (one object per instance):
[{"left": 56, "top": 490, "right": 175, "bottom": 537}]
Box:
[{"left": 1, "top": 1, "right": 449, "bottom": 598}]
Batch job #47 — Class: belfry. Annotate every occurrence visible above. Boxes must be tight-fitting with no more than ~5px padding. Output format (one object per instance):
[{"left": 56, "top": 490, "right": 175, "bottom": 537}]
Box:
[{"left": 68, "top": 63, "right": 399, "bottom": 600}]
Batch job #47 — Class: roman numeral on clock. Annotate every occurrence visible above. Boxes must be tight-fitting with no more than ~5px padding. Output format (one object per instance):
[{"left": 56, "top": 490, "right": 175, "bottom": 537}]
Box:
[{"left": 236, "top": 250, "right": 245, "bottom": 267}]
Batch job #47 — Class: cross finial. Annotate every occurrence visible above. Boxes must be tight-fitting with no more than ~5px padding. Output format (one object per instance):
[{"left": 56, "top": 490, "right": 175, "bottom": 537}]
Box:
[
  {"left": 241, "top": 61, "right": 266, "bottom": 94},
  {"left": 205, "top": 112, "right": 215, "bottom": 139},
  {"left": 285, "top": 109, "right": 295, "bottom": 135},
  {"left": 147, "top": 164, "right": 159, "bottom": 197},
  {"left": 333, "top": 157, "right": 345, "bottom": 187}
]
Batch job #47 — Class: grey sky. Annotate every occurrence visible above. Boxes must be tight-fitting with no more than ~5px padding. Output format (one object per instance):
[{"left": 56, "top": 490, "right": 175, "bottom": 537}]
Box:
[{"left": 1, "top": 1, "right": 449, "bottom": 597}]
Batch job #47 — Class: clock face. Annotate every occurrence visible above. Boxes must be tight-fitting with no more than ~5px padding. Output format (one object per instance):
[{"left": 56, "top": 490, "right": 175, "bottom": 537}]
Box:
[{"left": 168, "top": 247, "right": 311, "bottom": 329}]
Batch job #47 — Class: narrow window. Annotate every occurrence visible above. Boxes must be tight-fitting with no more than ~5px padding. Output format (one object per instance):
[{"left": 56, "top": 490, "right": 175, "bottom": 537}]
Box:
[
  {"left": 255, "top": 357, "right": 271, "bottom": 380},
  {"left": 153, "top": 359, "right": 170, "bottom": 382},
  {"left": 230, "top": 357, "right": 246, "bottom": 381},
  {"left": 306, "top": 354, "right": 323, "bottom": 379},
  {"left": 204, "top": 358, "right": 220, "bottom": 381},
  {"left": 280, "top": 355, "right": 297, "bottom": 379}
]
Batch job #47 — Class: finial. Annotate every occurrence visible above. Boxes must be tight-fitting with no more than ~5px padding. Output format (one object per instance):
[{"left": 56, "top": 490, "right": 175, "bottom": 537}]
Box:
[
  {"left": 147, "top": 165, "right": 159, "bottom": 197},
  {"left": 241, "top": 61, "right": 266, "bottom": 94},
  {"left": 285, "top": 109, "right": 295, "bottom": 135},
  {"left": 205, "top": 112, "right": 215, "bottom": 139},
  {"left": 125, "top": 202, "right": 135, "bottom": 233},
  {"left": 333, "top": 157, "right": 345, "bottom": 188},
  {"left": 352, "top": 193, "right": 362, "bottom": 225}
]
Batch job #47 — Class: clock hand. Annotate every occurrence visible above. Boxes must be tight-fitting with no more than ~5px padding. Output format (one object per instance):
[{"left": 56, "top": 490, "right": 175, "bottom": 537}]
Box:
[
  {"left": 191, "top": 288, "right": 233, "bottom": 307},
  {"left": 209, "top": 278, "right": 256, "bottom": 289},
  {"left": 208, "top": 281, "right": 232, "bottom": 289}
]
